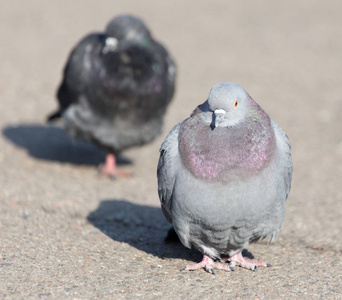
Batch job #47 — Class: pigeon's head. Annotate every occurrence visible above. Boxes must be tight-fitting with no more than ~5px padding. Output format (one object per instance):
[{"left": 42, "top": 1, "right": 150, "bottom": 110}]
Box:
[
  {"left": 208, "top": 82, "right": 251, "bottom": 128},
  {"left": 104, "top": 15, "right": 152, "bottom": 53}
]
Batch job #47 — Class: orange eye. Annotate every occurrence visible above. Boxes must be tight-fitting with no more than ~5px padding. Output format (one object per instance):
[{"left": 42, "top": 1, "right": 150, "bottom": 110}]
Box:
[{"left": 234, "top": 100, "right": 238, "bottom": 107}]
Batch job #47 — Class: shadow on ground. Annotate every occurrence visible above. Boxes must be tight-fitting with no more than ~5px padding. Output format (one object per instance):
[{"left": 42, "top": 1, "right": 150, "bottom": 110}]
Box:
[
  {"left": 2, "top": 124, "right": 130, "bottom": 166},
  {"left": 87, "top": 199, "right": 255, "bottom": 262},
  {"left": 87, "top": 199, "right": 201, "bottom": 261}
]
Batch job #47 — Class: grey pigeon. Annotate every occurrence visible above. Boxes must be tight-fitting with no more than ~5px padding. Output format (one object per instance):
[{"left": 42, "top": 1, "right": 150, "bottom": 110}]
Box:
[
  {"left": 157, "top": 82, "right": 292, "bottom": 273},
  {"left": 48, "top": 14, "right": 176, "bottom": 177}
]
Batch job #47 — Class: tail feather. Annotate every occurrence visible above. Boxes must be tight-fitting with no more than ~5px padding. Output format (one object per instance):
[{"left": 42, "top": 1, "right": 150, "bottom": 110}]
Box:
[{"left": 46, "top": 110, "right": 62, "bottom": 122}]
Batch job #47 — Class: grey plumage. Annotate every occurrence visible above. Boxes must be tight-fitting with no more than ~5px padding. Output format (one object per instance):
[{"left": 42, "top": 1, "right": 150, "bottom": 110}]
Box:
[
  {"left": 157, "top": 82, "right": 292, "bottom": 272},
  {"left": 48, "top": 15, "right": 176, "bottom": 169}
]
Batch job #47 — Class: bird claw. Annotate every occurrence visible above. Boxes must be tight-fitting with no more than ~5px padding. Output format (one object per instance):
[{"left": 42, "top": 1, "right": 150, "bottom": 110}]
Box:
[
  {"left": 229, "top": 252, "right": 271, "bottom": 271},
  {"left": 181, "top": 255, "right": 234, "bottom": 274},
  {"left": 98, "top": 166, "right": 117, "bottom": 180},
  {"left": 205, "top": 266, "right": 216, "bottom": 275}
]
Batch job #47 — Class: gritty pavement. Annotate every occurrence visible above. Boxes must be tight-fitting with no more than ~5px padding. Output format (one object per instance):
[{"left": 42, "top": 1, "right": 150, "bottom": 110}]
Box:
[{"left": 0, "top": 1, "right": 341, "bottom": 299}]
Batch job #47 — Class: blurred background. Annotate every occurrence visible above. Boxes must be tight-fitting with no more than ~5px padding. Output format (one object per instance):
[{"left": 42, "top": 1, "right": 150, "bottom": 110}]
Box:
[{"left": 0, "top": 0, "right": 341, "bottom": 298}]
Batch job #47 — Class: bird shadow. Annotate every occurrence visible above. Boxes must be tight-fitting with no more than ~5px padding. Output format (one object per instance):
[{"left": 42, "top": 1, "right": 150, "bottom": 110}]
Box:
[
  {"left": 87, "top": 199, "right": 200, "bottom": 261},
  {"left": 2, "top": 124, "right": 131, "bottom": 166}
]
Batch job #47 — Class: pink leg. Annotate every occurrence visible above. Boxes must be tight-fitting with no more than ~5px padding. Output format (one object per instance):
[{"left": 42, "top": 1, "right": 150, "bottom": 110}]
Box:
[
  {"left": 228, "top": 252, "right": 271, "bottom": 271},
  {"left": 181, "top": 255, "right": 234, "bottom": 275},
  {"left": 99, "top": 153, "right": 131, "bottom": 178}
]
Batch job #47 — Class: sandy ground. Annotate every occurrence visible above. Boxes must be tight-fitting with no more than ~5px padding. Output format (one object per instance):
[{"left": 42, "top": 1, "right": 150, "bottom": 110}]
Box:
[{"left": 0, "top": 0, "right": 341, "bottom": 299}]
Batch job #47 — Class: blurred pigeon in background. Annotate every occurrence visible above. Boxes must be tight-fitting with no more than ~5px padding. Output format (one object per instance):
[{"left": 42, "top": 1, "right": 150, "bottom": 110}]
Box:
[
  {"left": 157, "top": 82, "right": 292, "bottom": 274},
  {"left": 48, "top": 14, "right": 176, "bottom": 178}
]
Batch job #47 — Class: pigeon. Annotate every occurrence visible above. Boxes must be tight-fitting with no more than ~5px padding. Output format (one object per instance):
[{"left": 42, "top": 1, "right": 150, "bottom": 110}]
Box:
[
  {"left": 48, "top": 14, "right": 176, "bottom": 178},
  {"left": 157, "top": 82, "right": 292, "bottom": 274}
]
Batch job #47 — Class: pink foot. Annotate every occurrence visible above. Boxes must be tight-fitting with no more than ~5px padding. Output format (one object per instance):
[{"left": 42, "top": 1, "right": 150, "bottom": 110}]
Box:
[
  {"left": 99, "top": 154, "right": 131, "bottom": 179},
  {"left": 227, "top": 252, "right": 271, "bottom": 271},
  {"left": 181, "top": 255, "right": 234, "bottom": 275}
]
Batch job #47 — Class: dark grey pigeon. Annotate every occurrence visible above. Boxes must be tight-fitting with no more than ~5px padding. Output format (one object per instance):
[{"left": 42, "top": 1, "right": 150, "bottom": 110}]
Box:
[
  {"left": 48, "top": 14, "right": 176, "bottom": 177},
  {"left": 157, "top": 82, "right": 292, "bottom": 274}
]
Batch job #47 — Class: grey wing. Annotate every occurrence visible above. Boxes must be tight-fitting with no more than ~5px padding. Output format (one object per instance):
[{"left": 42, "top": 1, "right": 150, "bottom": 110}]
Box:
[
  {"left": 57, "top": 33, "right": 105, "bottom": 112},
  {"left": 272, "top": 120, "right": 293, "bottom": 200},
  {"left": 153, "top": 41, "right": 177, "bottom": 104},
  {"left": 157, "top": 122, "right": 182, "bottom": 224},
  {"left": 163, "top": 45, "right": 177, "bottom": 101},
  {"left": 48, "top": 34, "right": 103, "bottom": 121}
]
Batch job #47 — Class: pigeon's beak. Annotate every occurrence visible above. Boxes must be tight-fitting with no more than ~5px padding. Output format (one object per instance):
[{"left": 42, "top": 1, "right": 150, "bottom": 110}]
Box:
[{"left": 214, "top": 109, "right": 226, "bottom": 127}]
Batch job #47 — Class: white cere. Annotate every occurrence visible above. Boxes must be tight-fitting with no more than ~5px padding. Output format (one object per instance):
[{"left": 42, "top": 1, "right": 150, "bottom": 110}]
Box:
[
  {"left": 214, "top": 109, "right": 226, "bottom": 114},
  {"left": 102, "top": 37, "right": 118, "bottom": 54}
]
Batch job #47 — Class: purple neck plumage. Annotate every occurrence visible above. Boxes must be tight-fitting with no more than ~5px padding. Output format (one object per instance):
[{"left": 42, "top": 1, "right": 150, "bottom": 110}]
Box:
[{"left": 179, "top": 100, "right": 276, "bottom": 183}]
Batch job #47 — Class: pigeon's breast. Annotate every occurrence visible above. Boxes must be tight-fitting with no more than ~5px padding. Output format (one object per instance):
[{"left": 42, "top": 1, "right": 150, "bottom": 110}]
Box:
[{"left": 178, "top": 114, "right": 276, "bottom": 183}]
